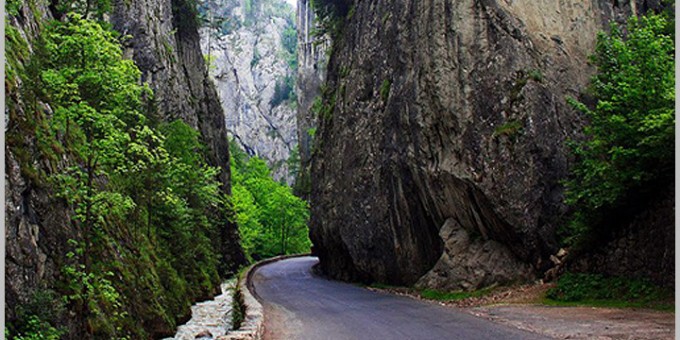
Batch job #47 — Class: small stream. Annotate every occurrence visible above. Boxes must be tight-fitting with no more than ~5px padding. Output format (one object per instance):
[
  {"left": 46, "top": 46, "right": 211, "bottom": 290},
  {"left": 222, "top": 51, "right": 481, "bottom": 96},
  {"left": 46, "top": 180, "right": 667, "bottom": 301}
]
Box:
[{"left": 165, "top": 280, "right": 235, "bottom": 340}]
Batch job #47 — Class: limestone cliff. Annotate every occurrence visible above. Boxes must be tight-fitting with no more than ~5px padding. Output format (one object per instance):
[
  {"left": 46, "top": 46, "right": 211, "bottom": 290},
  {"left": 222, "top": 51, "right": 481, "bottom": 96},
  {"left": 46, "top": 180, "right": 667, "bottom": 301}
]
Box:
[
  {"left": 309, "top": 0, "right": 668, "bottom": 289},
  {"left": 199, "top": 0, "right": 298, "bottom": 182}
]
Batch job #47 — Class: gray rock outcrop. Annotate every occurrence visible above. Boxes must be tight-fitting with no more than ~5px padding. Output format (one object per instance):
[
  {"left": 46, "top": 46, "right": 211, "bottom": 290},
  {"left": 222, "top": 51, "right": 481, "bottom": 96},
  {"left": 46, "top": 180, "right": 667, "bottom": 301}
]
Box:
[{"left": 309, "top": 0, "right": 665, "bottom": 288}]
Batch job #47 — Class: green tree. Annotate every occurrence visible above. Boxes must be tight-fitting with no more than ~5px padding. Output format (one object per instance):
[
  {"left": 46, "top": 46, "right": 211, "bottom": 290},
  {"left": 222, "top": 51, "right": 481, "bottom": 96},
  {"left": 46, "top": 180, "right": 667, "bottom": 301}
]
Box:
[
  {"left": 229, "top": 140, "right": 311, "bottom": 261},
  {"left": 9, "top": 5, "right": 238, "bottom": 339},
  {"left": 38, "top": 14, "right": 153, "bottom": 337},
  {"left": 564, "top": 14, "right": 675, "bottom": 245}
]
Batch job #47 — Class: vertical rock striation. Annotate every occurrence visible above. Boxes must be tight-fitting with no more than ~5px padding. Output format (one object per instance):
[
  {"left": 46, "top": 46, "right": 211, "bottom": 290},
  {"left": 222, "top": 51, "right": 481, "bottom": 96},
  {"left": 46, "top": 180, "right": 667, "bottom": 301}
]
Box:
[
  {"left": 309, "top": 0, "right": 664, "bottom": 289},
  {"left": 295, "top": 0, "right": 329, "bottom": 195}
]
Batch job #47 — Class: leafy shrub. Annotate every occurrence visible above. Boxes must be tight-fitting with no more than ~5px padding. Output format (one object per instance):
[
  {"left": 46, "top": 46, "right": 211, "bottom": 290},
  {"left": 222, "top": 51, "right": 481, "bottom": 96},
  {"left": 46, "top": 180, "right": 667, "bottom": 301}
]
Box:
[
  {"left": 310, "top": 0, "right": 351, "bottom": 40},
  {"left": 546, "top": 273, "right": 668, "bottom": 304},
  {"left": 563, "top": 14, "right": 674, "bottom": 245},
  {"left": 9, "top": 290, "right": 66, "bottom": 340},
  {"left": 11, "top": 316, "right": 64, "bottom": 340},
  {"left": 281, "top": 23, "right": 297, "bottom": 56}
]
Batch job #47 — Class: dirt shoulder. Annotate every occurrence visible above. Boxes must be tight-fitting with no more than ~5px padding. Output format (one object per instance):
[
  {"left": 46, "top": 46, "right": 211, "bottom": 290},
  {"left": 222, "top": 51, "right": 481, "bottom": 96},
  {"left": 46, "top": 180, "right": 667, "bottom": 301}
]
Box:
[
  {"left": 369, "top": 283, "right": 675, "bottom": 339},
  {"left": 469, "top": 305, "right": 674, "bottom": 339}
]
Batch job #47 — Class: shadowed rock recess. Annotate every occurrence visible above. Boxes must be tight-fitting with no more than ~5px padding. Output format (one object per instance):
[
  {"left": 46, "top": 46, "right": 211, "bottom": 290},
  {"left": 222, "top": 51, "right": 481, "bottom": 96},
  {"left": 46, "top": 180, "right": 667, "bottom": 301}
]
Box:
[{"left": 309, "top": 0, "right": 665, "bottom": 289}]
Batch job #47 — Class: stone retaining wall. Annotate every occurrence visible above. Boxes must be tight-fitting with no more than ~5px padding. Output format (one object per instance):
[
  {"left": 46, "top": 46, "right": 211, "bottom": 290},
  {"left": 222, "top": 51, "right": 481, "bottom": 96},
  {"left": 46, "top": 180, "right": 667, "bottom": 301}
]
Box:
[{"left": 218, "top": 254, "right": 311, "bottom": 340}]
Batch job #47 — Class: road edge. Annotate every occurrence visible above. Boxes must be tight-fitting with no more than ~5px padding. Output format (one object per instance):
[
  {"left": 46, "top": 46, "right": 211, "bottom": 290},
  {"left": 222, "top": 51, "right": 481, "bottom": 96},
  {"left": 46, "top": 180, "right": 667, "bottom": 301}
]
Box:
[{"left": 217, "top": 254, "right": 311, "bottom": 340}]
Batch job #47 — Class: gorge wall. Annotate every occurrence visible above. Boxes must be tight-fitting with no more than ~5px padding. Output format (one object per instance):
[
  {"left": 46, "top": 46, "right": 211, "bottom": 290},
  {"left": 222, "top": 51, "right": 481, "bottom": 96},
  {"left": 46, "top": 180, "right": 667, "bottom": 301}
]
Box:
[
  {"left": 309, "top": 0, "right": 669, "bottom": 290},
  {"left": 199, "top": 0, "right": 299, "bottom": 182},
  {"left": 294, "top": 0, "right": 329, "bottom": 195},
  {"left": 6, "top": 0, "right": 245, "bottom": 336}
]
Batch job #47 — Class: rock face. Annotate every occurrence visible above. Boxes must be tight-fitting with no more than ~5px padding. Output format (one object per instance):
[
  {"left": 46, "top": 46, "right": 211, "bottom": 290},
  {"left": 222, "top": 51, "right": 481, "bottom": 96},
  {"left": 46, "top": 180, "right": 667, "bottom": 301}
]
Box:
[
  {"left": 199, "top": 0, "right": 298, "bottom": 182},
  {"left": 295, "top": 0, "right": 329, "bottom": 194},
  {"left": 416, "top": 219, "right": 534, "bottom": 291},
  {"left": 309, "top": 0, "right": 663, "bottom": 288},
  {"left": 571, "top": 185, "right": 675, "bottom": 287},
  {"left": 5, "top": 2, "right": 76, "bottom": 330}
]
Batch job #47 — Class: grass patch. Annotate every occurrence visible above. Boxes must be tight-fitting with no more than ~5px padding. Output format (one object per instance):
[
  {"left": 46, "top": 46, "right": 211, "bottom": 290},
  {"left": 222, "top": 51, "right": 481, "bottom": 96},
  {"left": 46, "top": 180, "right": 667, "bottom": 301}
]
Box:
[
  {"left": 369, "top": 283, "right": 401, "bottom": 290},
  {"left": 545, "top": 273, "right": 674, "bottom": 311},
  {"left": 527, "top": 69, "right": 544, "bottom": 82},
  {"left": 493, "top": 119, "right": 523, "bottom": 138},
  {"left": 368, "top": 283, "right": 496, "bottom": 302},
  {"left": 230, "top": 281, "right": 246, "bottom": 330}
]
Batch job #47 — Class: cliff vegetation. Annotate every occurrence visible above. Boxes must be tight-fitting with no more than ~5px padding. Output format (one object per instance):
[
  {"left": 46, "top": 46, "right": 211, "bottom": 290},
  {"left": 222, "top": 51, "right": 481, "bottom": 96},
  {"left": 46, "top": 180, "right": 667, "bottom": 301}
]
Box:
[{"left": 6, "top": 2, "right": 242, "bottom": 338}]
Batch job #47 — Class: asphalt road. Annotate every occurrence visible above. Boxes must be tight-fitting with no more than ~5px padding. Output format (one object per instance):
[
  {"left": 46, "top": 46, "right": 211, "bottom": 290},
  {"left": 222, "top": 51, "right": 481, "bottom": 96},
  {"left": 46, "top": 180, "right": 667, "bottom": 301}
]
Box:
[{"left": 251, "top": 256, "right": 549, "bottom": 340}]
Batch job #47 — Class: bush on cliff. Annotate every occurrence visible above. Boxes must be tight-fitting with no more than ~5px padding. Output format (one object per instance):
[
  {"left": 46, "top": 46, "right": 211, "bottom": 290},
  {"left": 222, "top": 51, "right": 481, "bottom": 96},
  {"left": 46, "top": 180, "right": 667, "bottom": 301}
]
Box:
[{"left": 563, "top": 14, "right": 674, "bottom": 246}]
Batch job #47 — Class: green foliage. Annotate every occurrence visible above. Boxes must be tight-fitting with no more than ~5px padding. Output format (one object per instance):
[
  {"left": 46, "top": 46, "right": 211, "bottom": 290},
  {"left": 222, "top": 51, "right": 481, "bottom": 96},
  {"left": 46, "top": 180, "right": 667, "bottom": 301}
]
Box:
[
  {"left": 6, "top": 23, "right": 30, "bottom": 91},
  {"left": 244, "top": 0, "right": 255, "bottom": 25},
  {"left": 380, "top": 79, "right": 391, "bottom": 101},
  {"left": 563, "top": 14, "right": 675, "bottom": 245},
  {"left": 6, "top": 0, "right": 22, "bottom": 16},
  {"left": 493, "top": 119, "right": 523, "bottom": 138},
  {"left": 310, "top": 0, "right": 351, "bottom": 40},
  {"left": 281, "top": 21, "right": 299, "bottom": 71},
  {"left": 9, "top": 14, "right": 231, "bottom": 337},
  {"left": 339, "top": 66, "right": 350, "bottom": 78},
  {"left": 51, "top": 0, "right": 112, "bottom": 20},
  {"left": 204, "top": 53, "right": 217, "bottom": 71},
  {"left": 229, "top": 141, "right": 311, "bottom": 261},
  {"left": 9, "top": 290, "right": 66, "bottom": 340},
  {"left": 311, "top": 89, "right": 336, "bottom": 121},
  {"left": 287, "top": 145, "right": 301, "bottom": 180},
  {"left": 270, "top": 75, "right": 296, "bottom": 107},
  {"left": 172, "top": 0, "right": 201, "bottom": 33},
  {"left": 62, "top": 248, "right": 128, "bottom": 336},
  {"left": 281, "top": 23, "right": 297, "bottom": 56},
  {"left": 527, "top": 69, "right": 543, "bottom": 82},
  {"left": 546, "top": 273, "right": 673, "bottom": 310},
  {"left": 230, "top": 280, "right": 246, "bottom": 330},
  {"left": 347, "top": 5, "right": 356, "bottom": 20},
  {"left": 251, "top": 47, "right": 261, "bottom": 69},
  {"left": 11, "top": 316, "right": 64, "bottom": 340}
]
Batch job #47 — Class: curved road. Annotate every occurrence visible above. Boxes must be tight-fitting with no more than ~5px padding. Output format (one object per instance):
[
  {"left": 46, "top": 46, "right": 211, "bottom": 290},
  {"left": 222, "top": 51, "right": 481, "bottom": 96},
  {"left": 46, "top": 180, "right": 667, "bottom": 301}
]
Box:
[{"left": 251, "top": 256, "right": 549, "bottom": 340}]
